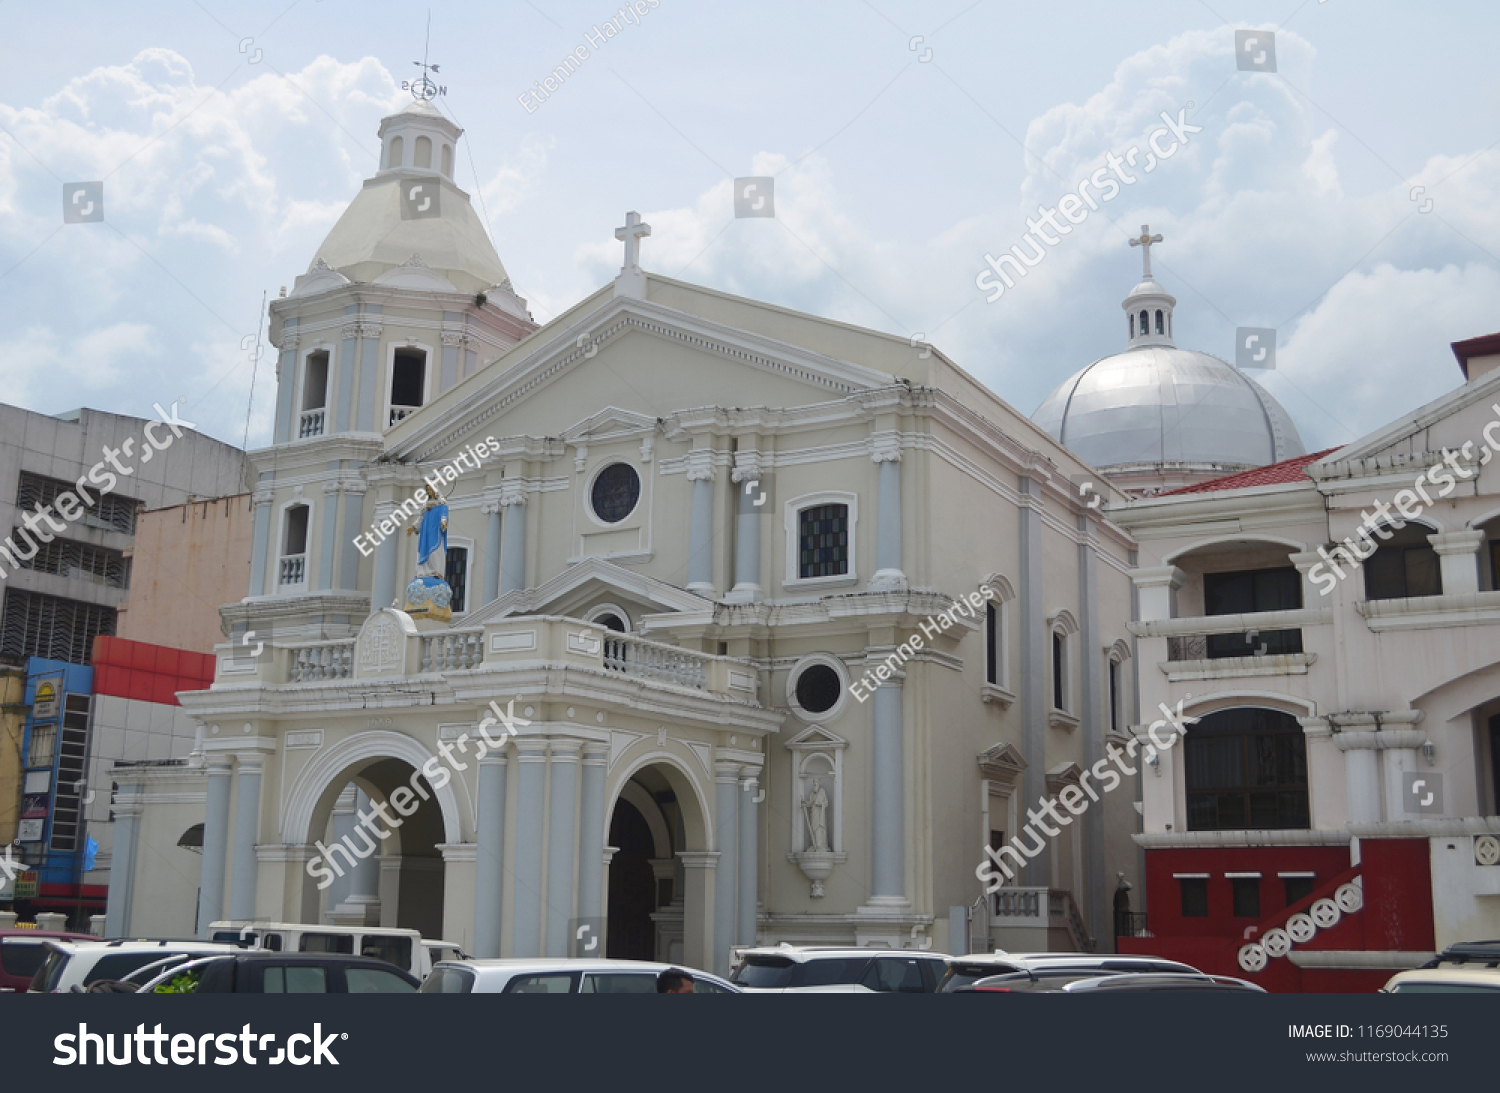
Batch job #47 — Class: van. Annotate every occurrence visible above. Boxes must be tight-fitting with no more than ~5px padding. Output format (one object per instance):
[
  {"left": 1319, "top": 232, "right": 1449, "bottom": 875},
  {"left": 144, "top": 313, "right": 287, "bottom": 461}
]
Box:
[{"left": 208, "top": 921, "right": 465, "bottom": 980}]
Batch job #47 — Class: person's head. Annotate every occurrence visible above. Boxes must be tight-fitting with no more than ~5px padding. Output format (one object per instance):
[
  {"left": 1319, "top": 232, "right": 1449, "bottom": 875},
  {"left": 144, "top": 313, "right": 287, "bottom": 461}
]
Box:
[{"left": 656, "top": 967, "right": 694, "bottom": 993}]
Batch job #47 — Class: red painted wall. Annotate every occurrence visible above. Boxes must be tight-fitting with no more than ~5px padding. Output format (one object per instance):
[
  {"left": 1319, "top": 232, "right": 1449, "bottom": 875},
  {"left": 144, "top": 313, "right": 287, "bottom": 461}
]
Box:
[
  {"left": 1135, "top": 845, "right": 1351, "bottom": 938},
  {"left": 90, "top": 635, "right": 216, "bottom": 707}
]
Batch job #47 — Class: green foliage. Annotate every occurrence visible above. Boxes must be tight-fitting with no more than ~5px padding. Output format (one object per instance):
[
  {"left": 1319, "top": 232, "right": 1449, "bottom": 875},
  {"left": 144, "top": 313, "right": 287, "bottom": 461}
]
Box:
[{"left": 153, "top": 968, "right": 202, "bottom": 994}]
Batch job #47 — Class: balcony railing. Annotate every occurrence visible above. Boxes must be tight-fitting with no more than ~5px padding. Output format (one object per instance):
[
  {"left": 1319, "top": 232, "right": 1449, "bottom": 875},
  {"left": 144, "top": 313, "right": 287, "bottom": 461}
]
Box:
[
  {"left": 278, "top": 554, "right": 306, "bottom": 587},
  {"left": 389, "top": 405, "right": 420, "bottom": 427},
  {"left": 603, "top": 632, "right": 709, "bottom": 690},
  {"left": 1115, "top": 910, "right": 1151, "bottom": 939},
  {"left": 422, "top": 629, "right": 484, "bottom": 672},
  {"left": 299, "top": 408, "right": 325, "bottom": 438},
  {"left": 289, "top": 641, "right": 355, "bottom": 682}
]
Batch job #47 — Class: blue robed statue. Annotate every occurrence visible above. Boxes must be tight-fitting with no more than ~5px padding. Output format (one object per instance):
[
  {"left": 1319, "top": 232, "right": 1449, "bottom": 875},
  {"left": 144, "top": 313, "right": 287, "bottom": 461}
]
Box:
[
  {"left": 409, "top": 496, "right": 449, "bottom": 577},
  {"left": 402, "top": 494, "right": 453, "bottom": 621}
]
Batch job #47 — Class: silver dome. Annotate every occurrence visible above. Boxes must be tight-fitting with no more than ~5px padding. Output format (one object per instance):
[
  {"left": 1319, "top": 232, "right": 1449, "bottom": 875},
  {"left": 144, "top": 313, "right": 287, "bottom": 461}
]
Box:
[{"left": 1033, "top": 346, "right": 1305, "bottom": 471}]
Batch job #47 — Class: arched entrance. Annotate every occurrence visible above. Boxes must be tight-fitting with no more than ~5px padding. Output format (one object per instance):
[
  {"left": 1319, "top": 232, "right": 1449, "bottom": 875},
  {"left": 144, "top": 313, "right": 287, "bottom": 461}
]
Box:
[
  {"left": 604, "top": 758, "right": 709, "bottom": 967},
  {"left": 288, "top": 735, "right": 463, "bottom": 939}
]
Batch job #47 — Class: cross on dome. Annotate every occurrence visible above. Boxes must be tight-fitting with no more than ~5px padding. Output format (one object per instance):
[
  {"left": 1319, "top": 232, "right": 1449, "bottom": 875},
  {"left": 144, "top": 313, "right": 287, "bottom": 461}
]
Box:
[
  {"left": 615, "top": 211, "right": 651, "bottom": 271},
  {"left": 1129, "top": 224, "right": 1163, "bottom": 280}
]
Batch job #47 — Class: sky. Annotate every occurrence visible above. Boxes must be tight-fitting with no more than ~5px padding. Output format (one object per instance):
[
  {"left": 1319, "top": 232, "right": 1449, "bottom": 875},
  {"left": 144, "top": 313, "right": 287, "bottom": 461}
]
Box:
[{"left": 1, "top": 0, "right": 1497, "bottom": 454}]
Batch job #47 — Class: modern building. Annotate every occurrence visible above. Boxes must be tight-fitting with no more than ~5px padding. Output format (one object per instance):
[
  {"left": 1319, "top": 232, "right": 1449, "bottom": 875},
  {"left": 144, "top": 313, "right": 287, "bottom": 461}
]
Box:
[
  {"left": 1033, "top": 229, "right": 1305, "bottom": 498},
  {"left": 112, "top": 94, "right": 1143, "bottom": 967},
  {"left": 1109, "top": 328, "right": 1500, "bottom": 990},
  {"left": 0, "top": 403, "right": 251, "bottom": 667}
]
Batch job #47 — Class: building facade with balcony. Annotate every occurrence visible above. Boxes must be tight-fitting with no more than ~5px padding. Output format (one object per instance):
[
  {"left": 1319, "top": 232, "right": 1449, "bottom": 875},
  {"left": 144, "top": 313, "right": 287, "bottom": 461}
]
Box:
[
  {"left": 1111, "top": 330, "right": 1500, "bottom": 990},
  {"left": 109, "top": 96, "right": 1142, "bottom": 971}
]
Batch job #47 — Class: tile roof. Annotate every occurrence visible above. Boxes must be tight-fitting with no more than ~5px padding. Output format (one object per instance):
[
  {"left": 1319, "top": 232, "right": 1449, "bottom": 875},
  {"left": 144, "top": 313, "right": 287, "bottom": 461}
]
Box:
[{"left": 1157, "top": 447, "right": 1342, "bottom": 496}]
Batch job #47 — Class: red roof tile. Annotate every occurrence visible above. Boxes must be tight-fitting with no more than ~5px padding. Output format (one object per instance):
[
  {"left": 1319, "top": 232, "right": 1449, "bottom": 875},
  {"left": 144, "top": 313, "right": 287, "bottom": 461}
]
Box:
[{"left": 1158, "top": 447, "right": 1342, "bottom": 496}]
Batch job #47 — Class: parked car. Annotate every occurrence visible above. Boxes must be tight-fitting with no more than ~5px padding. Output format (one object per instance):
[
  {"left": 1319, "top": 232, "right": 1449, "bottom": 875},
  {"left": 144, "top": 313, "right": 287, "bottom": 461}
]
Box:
[
  {"left": 207, "top": 921, "right": 465, "bottom": 980},
  {"left": 29, "top": 940, "right": 244, "bottom": 993},
  {"left": 0, "top": 929, "right": 95, "bottom": 993},
  {"left": 1382, "top": 941, "right": 1500, "bottom": 992},
  {"left": 137, "top": 951, "right": 420, "bottom": 993},
  {"left": 421, "top": 958, "right": 741, "bottom": 994},
  {"left": 1058, "top": 972, "right": 1266, "bottom": 994},
  {"left": 938, "top": 951, "right": 1201, "bottom": 992},
  {"left": 730, "top": 947, "right": 950, "bottom": 993}
]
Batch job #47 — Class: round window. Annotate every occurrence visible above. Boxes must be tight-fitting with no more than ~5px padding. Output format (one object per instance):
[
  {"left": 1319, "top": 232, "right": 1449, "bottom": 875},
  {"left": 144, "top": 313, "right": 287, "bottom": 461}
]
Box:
[
  {"left": 590, "top": 463, "right": 641, "bottom": 524},
  {"left": 794, "top": 664, "right": 842, "bottom": 714}
]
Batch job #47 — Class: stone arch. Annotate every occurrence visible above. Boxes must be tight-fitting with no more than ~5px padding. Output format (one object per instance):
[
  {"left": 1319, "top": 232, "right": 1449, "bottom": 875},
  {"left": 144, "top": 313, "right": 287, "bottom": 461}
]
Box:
[
  {"left": 606, "top": 748, "right": 712, "bottom": 851},
  {"left": 1163, "top": 534, "right": 1307, "bottom": 566}
]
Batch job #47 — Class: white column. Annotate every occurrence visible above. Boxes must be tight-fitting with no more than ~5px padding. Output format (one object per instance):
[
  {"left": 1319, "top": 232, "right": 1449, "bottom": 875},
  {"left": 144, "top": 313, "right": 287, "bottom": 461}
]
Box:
[
  {"left": 472, "top": 754, "right": 508, "bottom": 958},
  {"left": 870, "top": 679, "right": 906, "bottom": 903},
  {"left": 371, "top": 498, "right": 399, "bottom": 609},
  {"left": 737, "top": 767, "right": 759, "bottom": 946},
  {"left": 868, "top": 444, "right": 907, "bottom": 591},
  {"left": 103, "top": 790, "right": 141, "bottom": 937},
  {"left": 726, "top": 457, "right": 763, "bottom": 604},
  {"left": 482, "top": 498, "right": 503, "bottom": 607},
  {"left": 500, "top": 483, "right": 527, "bottom": 595},
  {"left": 196, "top": 757, "right": 233, "bottom": 936},
  {"left": 544, "top": 741, "right": 580, "bottom": 957},
  {"left": 576, "top": 745, "right": 609, "bottom": 950},
  {"left": 1429, "top": 530, "right": 1484, "bottom": 596},
  {"left": 687, "top": 455, "right": 716, "bottom": 597},
  {"left": 324, "top": 786, "right": 358, "bottom": 914},
  {"left": 712, "top": 762, "right": 739, "bottom": 976},
  {"left": 248, "top": 489, "right": 273, "bottom": 597},
  {"left": 1131, "top": 565, "right": 1185, "bottom": 622},
  {"left": 227, "top": 755, "right": 264, "bottom": 921},
  {"left": 512, "top": 739, "right": 548, "bottom": 956}
]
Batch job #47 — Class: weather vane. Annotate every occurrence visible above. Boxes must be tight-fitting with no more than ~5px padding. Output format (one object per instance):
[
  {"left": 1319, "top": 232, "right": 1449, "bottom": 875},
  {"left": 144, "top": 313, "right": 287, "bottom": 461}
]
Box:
[{"left": 402, "top": 13, "right": 446, "bottom": 102}]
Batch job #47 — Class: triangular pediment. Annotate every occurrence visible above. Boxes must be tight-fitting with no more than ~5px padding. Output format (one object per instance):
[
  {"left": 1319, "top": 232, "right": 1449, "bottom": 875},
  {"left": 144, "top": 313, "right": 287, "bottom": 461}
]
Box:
[
  {"left": 977, "top": 741, "right": 1027, "bottom": 781},
  {"left": 561, "top": 406, "right": 659, "bottom": 444},
  {"left": 786, "top": 724, "right": 849, "bottom": 751},
  {"left": 464, "top": 557, "right": 709, "bottom": 625},
  {"left": 1046, "top": 761, "right": 1085, "bottom": 790}
]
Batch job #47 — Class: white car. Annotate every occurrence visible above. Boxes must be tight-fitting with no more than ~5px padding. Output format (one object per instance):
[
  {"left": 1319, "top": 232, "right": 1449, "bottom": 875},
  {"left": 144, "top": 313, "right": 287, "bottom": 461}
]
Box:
[
  {"left": 1381, "top": 941, "right": 1500, "bottom": 993},
  {"left": 420, "top": 958, "right": 741, "bottom": 994},
  {"left": 208, "top": 921, "right": 465, "bottom": 980},
  {"left": 29, "top": 940, "right": 244, "bottom": 993},
  {"left": 729, "top": 947, "right": 951, "bottom": 993},
  {"left": 939, "top": 951, "right": 1201, "bottom": 992}
]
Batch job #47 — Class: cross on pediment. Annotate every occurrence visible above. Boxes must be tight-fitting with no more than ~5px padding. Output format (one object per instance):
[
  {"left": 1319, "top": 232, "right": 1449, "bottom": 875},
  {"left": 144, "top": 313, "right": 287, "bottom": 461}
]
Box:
[
  {"left": 1129, "top": 224, "right": 1163, "bottom": 279},
  {"left": 615, "top": 211, "right": 651, "bottom": 272}
]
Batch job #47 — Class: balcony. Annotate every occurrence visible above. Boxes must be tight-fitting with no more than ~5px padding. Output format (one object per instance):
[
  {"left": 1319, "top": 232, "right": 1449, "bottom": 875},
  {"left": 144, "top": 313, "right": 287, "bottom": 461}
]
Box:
[
  {"left": 298, "top": 408, "right": 325, "bottom": 438},
  {"left": 278, "top": 554, "right": 306, "bottom": 588},
  {"left": 983, "top": 887, "right": 1095, "bottom": 953},
  {"left": 389, "top": 405, "right": 420, "bottom": 427},
  {"left": 1131, "top": 607, "right": 1329, "bottom": 681}
]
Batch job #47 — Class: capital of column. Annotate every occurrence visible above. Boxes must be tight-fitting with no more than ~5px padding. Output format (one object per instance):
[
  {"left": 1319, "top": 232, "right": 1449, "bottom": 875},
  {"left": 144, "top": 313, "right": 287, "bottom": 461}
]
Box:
[
  {"left": 731, "top": 456, "right": 763, "bottom": 484},
  {"left": 686, "top": 450, "right": 717, "bottom": 482},
  {"left": 440, "top": 330, "right": 471, "bottom": 349},
  {"left": 581, "top": 743, "right": 609, "bottom": 767},
  {"left": 251, "top": 487, "right": 275, "bottom": 508},
  {"left": 280, "top": 332, "right": 301, "bottom": 351},
  {"left": 1428, "top": 529, "right": 1485, "bottom": 556},
  {"left": 870, "top": 440, "right": 902, "bottom": 464},
  {"left": 499, "top": 481, "right": 528, "bottom": 507},
  {"left": 677, "top": 850, "right": 720, "bottom": 870},
  {"left": 548, "top": 739, "right": 582, "bottom": 762},
  {"left": 515, "top": 738, "right": 550, "bottom": 762},
  {"left": 1130, "top": 564, "right": 1186, "bottom": 591},
  {"left": 341, "top": 320, "right": 382, "bottom": 339},
  {"left": 714, "top": 760, "right": 742, "bottom": 783}
]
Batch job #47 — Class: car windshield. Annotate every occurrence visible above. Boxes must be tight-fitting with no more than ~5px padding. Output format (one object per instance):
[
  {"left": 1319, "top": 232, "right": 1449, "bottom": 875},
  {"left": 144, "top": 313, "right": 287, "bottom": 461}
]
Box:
[
  {"left": 31, "top": 949, "right": 69, "bottom": 992},
  {"left": 940, "top": 962, "right": 1019, "bottom": 991},
  {"left": 1, "top": 940, "right": 49, "bottom": 978},
  {"left": 732, "top": 955, "right": 872, "bottom": 988}
]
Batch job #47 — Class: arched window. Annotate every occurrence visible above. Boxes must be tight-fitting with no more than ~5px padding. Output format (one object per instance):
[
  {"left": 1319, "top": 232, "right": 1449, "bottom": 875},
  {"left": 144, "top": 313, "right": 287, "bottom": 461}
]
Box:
[
  {"left": 389, "top": 348, "right": 428, "bottom": 426},
  {"left": 415, "top": 136, "right": 432, "bottom": 169},
  {"left": 299, "top": 350, "right": 329, "bottom": 438},
  {"left": 387, "top": 136, "right": 403, "bottom": 169},
  {"left": 1185, "top": 707, "right": 1308, "bottom": 830},
  {"left": 441, "top": 144, "right": 454, "bottom": 177},
  {"left": 1140, "top": 309, "right": 1149, "bottom": 335},
  {"left": 1364, "top": 523, "right": 1442, "bottom": 600},
  {"left": 280, "top": 504, "right": 310, "bottom": 588},
  {"left": 1129, "top": 313, "right": 1135, "bottom": 338},
  {"left": 1155, "top": 309, "right": 1164, "bottom": 334}
]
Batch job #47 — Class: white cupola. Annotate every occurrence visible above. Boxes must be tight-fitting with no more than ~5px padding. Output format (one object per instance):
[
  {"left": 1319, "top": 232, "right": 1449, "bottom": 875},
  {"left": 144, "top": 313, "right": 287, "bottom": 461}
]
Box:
[
  {"left": 1121, "top": 225, "right": 1176, "bottom": 347},
  {"left": 376, "top": 99, "right": 461, "bottom": 180}
]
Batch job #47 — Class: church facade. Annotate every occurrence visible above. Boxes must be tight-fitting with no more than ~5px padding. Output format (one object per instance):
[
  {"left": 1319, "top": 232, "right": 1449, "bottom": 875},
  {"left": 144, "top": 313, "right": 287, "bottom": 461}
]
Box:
[{"left": 109, "top": 98, "right": 1142, "bottom": 973}]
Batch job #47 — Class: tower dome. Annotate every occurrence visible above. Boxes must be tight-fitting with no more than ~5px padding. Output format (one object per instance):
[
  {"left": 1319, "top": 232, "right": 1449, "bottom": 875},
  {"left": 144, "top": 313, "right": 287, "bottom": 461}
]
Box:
[
  {"left": 1032, "top": 226, "right": 1304, "bottom": 496},
  {"left": 298, "top": 99, "right": 514, "bottom": 299}
]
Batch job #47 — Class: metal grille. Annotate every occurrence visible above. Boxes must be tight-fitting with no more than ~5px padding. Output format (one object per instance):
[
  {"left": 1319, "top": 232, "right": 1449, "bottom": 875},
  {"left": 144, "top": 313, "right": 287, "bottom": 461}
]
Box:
[
  {"left": 48, "top": 693, "right": 91, "bottom": 852},
  {"left": 798, "top": 503, "right": 848, "bottom": 578},
  {"left": 12, "top": 532, "right": 130, "bottom": 588},
  {"left": 0, "top": 589, "right": 117, "bottom": 665},
  {"left": 17, "top": 471, "right": 138, "bottom": 535}
]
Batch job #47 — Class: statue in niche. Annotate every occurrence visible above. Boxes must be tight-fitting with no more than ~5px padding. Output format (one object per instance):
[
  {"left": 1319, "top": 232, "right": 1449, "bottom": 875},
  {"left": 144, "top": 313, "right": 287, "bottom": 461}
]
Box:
[{"left": 802, "top": 777, "right": 830, "bottom": 852}]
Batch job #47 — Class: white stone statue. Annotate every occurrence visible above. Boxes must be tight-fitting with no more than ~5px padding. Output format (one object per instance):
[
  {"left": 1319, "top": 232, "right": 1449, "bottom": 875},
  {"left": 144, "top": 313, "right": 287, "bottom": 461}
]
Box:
[{"left": 803, "top": 777, "right": 830, "bottom": 852}]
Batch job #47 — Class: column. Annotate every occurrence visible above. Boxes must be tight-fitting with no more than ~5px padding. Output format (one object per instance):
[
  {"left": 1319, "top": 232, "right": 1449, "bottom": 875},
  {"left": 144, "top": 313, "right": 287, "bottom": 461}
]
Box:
[
  {"left": 868, "top": 443, "right": 907, "bottom": 591},
  {"left": 227, "top": 756, "right": 264, "bottom": 921},
  {"left": 482, "top": 496, "right": 503, "bottom": 607},
  {"left": 687, "top": 454, "right": 716, "bottom": 597},
  {"left": 273, "top": 332, "right": 298, "bottom": 445},
  {"left": 339, "top": 484, "right": 367, "bottom": 590},
  {"left": 726, "top": 457, "right": 762, "bottom": 604},
  {"left": 576, "top": 745, "right": 609, "bottom": 950},
  {"left": 344, "top": 789, "right": 382, "bottom": 923},
  {"left": 712, "top": 762, "right": 740, "bottom": 976},
  {"left": 248, "top": 488, "right": 273, "bottom": 597},
  {"left": 103, "top": 790, "right": 141, "bottom": 937},
  {"left": 737, "top": 767, "right": 759, "bottom": 946},
  {"left": 1429, "top": 530, "right": 1484, "bottom": 595},
  {"left": 371, "top": 498, "right": 399, "bottom": 610},
  {"left": 511, "top": 739, "right": 548, "bottom": 957},
  {"left": 1018, "top": 477, "right": 1048, "bottom": 887},
  {"left": 870, "top": 679, "right": 906, "bottom": 902},
  {"left": 324, "top": 787, "right": 358, "bottom": 915},
  {"left": 318, "top": 481, "right": 340, "bottom": 592},
  {"left": 1131, "top": 564, "right": 1185, "bottom": 623},
  {"left": 500, "top": 483, "right": 527, "bottom": 595},
  {"left": 544, "top": 741, "right": 580, "bottom": 958},
  {"left": 1077, "top": 514, "right": 1105, "bottom": 947},
  {"left": 472, "top": 753, "right": 509, "bottom": 958},
  {"left": 196, "top": 757, "right": 233, "bottom": 937},
  {"left": 677, "top": 851, "right": 718, "bottom": 974}
]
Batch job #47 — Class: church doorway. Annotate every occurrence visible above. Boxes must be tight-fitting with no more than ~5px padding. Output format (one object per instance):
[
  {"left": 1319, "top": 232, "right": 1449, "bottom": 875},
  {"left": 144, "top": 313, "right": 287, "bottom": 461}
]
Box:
[
  {"left": 306, "top": 757, "right": 445, "bottom": 941},
  {"left": 605, "top": 798, "right": 656, "bottom": 960}
]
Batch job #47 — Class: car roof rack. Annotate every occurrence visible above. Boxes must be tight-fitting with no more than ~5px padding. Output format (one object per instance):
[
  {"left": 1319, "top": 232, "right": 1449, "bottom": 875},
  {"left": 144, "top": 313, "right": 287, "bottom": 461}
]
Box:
[{"left": 1419, "top": 940, "right": 1500, "bottom": 969}]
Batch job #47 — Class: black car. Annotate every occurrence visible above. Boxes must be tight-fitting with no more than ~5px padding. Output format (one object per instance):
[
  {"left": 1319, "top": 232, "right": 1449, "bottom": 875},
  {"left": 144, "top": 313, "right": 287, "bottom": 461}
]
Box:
[{"left": 142, "top": 952, "right": 419, "bottom": 994}]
